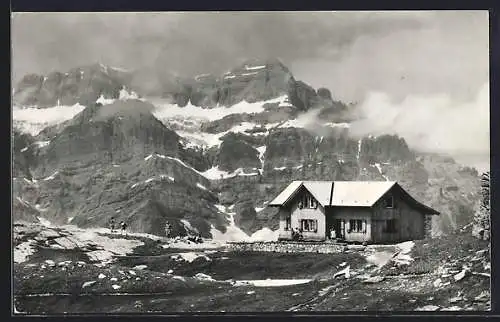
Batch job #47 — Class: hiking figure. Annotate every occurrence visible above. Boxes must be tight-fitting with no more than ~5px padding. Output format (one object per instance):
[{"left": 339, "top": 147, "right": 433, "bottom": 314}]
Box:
[
  {"left": 164, "top": 221, "right": 172, "bottom": 238},
  {"left": 109, "top": 217, "right": 116, "bottom": 233},
  {"left": 120, "top": 221, "right": 127, "bottom": 235},
  {"left": 330, "top": 227, "right": 336, "bottom": 240},
  {"left": 292, "top": 227, "right": 302, "bottom": 241}
]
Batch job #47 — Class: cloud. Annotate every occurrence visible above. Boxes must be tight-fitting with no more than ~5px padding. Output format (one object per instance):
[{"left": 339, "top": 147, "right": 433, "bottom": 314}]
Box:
[
  {"left": 348, "top": 82, "right": 489, "bottom": 171},
  {"left": 290, "top": 11, "right": 489, "bottom": 103},
  {"left": 11, "top": 11, "right": 430, "bottom": 83},
  {"left": 95, "top": 99, "right": 156, "bottom": 121}
]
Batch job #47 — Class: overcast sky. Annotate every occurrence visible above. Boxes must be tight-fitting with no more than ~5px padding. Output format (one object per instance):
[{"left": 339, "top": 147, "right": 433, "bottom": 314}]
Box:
[
  {"left": 11, "top": 11, "right": 488, "bottom": 103},
  {"left": 11, "top": 11, "right": 490, "bottom": 171}
]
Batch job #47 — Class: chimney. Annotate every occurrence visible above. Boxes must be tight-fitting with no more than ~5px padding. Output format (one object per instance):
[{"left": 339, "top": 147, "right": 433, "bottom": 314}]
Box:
[{"left": 329, "top": 181, "right": 335, "bottom": 206}]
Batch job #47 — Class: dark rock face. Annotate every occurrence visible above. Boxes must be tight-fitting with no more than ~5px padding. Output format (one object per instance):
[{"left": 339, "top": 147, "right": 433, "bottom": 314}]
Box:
[
  {"left": 220, "top": 132, "right": 267, "bottom": 148},
  {"left": 179, "top": 147, "right": 212, "bottom": 173},
  {"left": 153, "top": 58, "right": 330, "bottom": 113},
  {"left": 200, "top": 109, "right": 299, "bottom": 135},
  {"left": 288, "top": 80, "right": 318, "bottom": 112},
  {"left": 13, "top": 195, "right": 41, "bottom": 223},
  {"left": 233, "top": 200, "right": 258, "bottom": 235},
  {"left": 216, "top": 136, "right": 261, "bottom": 172},
  {"left": 36, "top": 100, "right": 181, "bottom": 177},
  {"left": 317, "top": 88, "right": 333, "bottom": 100},
  {"left": 359, "top": 135, "right": 415, "bottom": 165},
  {"left": 13, "top": 63, "right": 133, "bottom": 108},
  {"left": 218, "top": 59, "right": 293, "bottom": 106},
  {"left": 13, "top": 130, "right": 38, "bottom": 179},
  {"left": 189, "top": 74, "right": 220, "bottom": 107},
  {"left": 71, "top": 174, "right": 224, "bottom": 238}
]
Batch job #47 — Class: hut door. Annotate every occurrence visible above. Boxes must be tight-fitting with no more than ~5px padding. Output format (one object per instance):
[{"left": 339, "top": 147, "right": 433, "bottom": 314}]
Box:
[{"left": 334, "top": 219, "right": 345, "bottom": 239}]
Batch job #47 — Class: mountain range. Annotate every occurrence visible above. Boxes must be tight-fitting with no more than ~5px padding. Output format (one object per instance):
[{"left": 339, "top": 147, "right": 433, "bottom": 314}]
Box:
[{"left": 12, "top": 58, "right": 482, "bottom": 239}]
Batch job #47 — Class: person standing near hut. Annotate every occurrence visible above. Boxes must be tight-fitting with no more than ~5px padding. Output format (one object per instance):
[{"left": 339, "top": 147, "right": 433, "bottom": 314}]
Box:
[
  {"left": 329, "top": 227, "right": 336, "bottom": 241},
  {"left": 165, "top": 221, "right": 172, "bottom": 238},
  {"left": 109, "top": 217, "right": 116, "bottom": 233},
  {"left": 120, "top": 221, "right": 127, "bottom": 235}
]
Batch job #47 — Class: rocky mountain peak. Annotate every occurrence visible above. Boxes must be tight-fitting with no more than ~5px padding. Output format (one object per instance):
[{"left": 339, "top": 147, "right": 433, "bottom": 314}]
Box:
[{"left": 13, "top": 63, "right": 134, "bottom": 108}]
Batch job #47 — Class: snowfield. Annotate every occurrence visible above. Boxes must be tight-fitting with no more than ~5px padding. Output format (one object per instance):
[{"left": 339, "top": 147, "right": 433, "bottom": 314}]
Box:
[
  {"left": 14, "top": 241, "right": 36, "bottom": 264},
  {"left": 12, "top": 87, "right": 141, "bottom": 136},
  {"left": 209, "top": 204, "right": 279, "bottom": 242},
  {"left": 13, "top": 104, "right": 86, "bottom": 136},
  {"left": 176, "top": 122, "right": 277, "bottom": 149},
  {"left": 170, "top": 252, "right": 211, "bottom": 263},
  {"left": 150, "top": 95, "right": 289, "bottom": 123},
  {"left": 201, "top": 166, "right": 261, "bottom": 180}
]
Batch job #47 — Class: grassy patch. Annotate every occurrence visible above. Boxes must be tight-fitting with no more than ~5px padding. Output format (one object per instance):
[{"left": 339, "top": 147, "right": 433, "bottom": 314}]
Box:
[{"left": 116, "top": 251, "right": 366, "bottom": 280}]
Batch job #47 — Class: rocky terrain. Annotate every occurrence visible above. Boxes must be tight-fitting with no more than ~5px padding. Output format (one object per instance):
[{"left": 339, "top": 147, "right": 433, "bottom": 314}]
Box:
[
  {"left": 12, "top": 58, "right": 484, "bottom": 241},
  {"left": 13, "top": 221, "right": 490, "bottom": 313},
  {"left": 472, "top": 171, "right": 490, "bottom": 240},
  {"left": 13, "top": 63, "right": 135, "bottom": 108}
]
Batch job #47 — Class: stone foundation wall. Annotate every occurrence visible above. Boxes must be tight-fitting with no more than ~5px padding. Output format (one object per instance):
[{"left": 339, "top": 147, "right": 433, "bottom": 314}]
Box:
[{"left": 226, "top": 241, "right": 346, "bottom": 253}]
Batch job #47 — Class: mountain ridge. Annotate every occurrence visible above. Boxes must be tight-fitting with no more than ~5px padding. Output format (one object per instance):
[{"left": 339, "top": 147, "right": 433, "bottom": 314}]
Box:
[{"left": 12, "top": 59, "right": 482, "bottom": 240}]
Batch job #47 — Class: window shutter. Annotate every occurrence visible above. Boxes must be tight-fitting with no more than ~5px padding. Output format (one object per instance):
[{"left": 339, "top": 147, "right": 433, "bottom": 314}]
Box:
[{"left": 346, "top": 220, "right": 351, "bottom": 232}]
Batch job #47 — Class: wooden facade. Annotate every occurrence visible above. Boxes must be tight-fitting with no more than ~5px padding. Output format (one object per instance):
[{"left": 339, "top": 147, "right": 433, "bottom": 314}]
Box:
[{"left": 274, "top": 182, "right": 439, "bottom": 244}]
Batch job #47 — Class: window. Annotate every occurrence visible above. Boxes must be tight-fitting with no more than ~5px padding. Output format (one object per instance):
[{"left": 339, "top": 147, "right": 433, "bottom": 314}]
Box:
[
  {"left": 285, "top": 217, "right": 291, "bottom": 231},
  {"left": 348, "top": 219, "right": 367, "bottom": 233},
  {"left": 384, "top": 219, "right": 397, "bottom": 233},
  {"left": 299, "top": 192, "right": 318, "bottom": 209},
  {"left": 384, "top": 195, "right": 394, "bottom": 208},
  {"left": 301, "top": 219, "right": 318, "bottom": 232}
]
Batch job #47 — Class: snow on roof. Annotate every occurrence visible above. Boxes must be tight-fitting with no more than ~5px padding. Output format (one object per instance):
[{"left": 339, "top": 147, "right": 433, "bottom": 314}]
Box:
[
  {"left": 330, "top": 181, "right": 396, "bottom": 206},
  {"left": 303, "top": 181, "right": 335, "bottom": 206},
  {"left": 269, "top": 180, "right": 434, "bottom": 210},
  {"left": 269, "top": 181, "right": 303, "bottom": 206}
]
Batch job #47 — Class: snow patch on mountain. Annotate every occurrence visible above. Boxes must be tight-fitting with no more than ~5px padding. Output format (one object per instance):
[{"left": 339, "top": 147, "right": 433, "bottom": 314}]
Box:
[
  {"left": 170, "top": 252, "right": 211, "bottom": 263},
  {"left": 34, "top": 141, "right": 51, "bottom": 148},
  {"left": 131, "top": 174, "right": 175, "bottom": 189},
  {"left": 96, "top": 95, "right": 115, "bottom": 105},
  {"left": 196, "top": 182, "right": 208, "bottom": 191},
  {"left": 324, "top": 122, "right": 351, "bottom": 129},
  {"left": 144, "top": 153, "right": 204, "bottom": 177},
  {"left": 13, "top": 104, "right": 86, "bottom": 136},
  {"left": 178, "top": 122, "right": 272, "bottom": 149},
  {"left": 357, "top": 138, "right": 363, "bottom": 161},
  {"left": 42, "top": 171, "right": 59, "bottom": 181},
  {"left": 210, "top": 204, "right": 252, "bottom": 242},
  {"left": 14, "top": 241, "right": 36, "bottom": 263},
  {"left": 96, "top": 87, "right": 141, "bottom": 106},
  {"left": 244, "top": 65, "right": 267, "bottom": 71},
  {"left": 241, "top": 72, "right": 259, "bottom": 77},
  {"left": 374, "top": 163, "right": 389, "bottom": 181},
  {"left": 151, "top": 95, "right": 289, "bottom": 122},
  {"left": 257, "top": 146, "right": 266, "bottom": 166},
  {"left": 209, "top": 204, "right": 278, "bottom": 242},
  {"left": 181, "top": 219, "right": 199, "bottom": 234}
]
